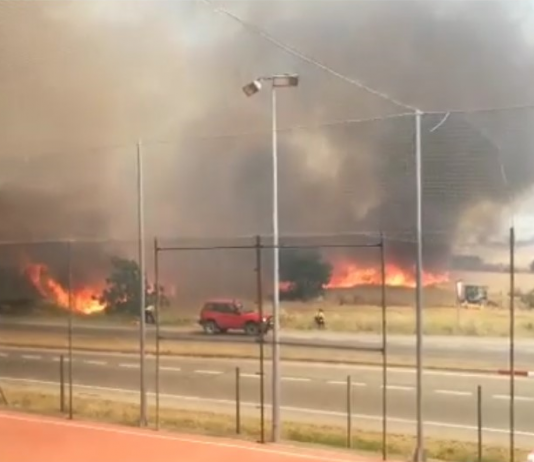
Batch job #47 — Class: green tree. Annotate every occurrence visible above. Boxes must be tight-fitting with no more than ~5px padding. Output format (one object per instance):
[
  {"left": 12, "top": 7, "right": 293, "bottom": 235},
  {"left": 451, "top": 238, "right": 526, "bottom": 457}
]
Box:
[
  {"left": 279, "top": 249, "right": 332, "bottom": 301},
  {"left": 100, "top": 257, "right": 168, "bottom": 315}
]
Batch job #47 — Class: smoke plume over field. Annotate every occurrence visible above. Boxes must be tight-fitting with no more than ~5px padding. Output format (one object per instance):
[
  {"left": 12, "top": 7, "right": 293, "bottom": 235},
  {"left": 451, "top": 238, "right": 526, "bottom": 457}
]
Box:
[{"left": 1, "top": 0, "right": 534, "bottom": 286}]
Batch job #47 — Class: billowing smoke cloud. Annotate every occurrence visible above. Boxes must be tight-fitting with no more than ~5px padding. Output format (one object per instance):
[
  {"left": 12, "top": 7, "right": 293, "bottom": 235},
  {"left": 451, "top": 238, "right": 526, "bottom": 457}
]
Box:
[{"left": 1, "top": 0, "right": 534, "bottom": 282}]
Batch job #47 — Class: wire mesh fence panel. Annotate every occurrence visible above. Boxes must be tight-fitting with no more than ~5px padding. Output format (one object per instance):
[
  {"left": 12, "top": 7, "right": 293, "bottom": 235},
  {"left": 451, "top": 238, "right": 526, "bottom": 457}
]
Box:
[{"left": 2, "top": 0, "right": 534, "bottom": 455}]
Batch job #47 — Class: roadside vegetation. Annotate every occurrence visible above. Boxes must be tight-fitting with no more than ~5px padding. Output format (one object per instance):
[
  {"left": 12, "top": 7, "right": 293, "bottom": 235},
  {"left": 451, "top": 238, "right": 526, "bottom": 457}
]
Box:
[
  {"left": 4, "top": 253, "right": 534, "bottom": 338},
  {"left": 7, "top": 299, "right": 534, "bottom": 338},
  {"left": 0, "top": 385, "right": 526, "bottom": 462}
]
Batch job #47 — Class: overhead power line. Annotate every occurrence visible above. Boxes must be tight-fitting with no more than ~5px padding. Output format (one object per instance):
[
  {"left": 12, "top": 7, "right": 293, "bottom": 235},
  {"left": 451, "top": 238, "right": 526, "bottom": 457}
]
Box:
[{"left": 198, "top": 0, "right": 419, "bottom": 113}]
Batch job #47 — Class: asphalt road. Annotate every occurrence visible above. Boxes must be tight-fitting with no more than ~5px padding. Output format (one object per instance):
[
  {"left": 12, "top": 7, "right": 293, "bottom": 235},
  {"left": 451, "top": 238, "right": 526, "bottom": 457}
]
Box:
[
  {"left": 2, "top": 318, "right": 534, "bottom": 370},
  {"left": 0, "top": 346, "right": 532, "bottom": 448}
]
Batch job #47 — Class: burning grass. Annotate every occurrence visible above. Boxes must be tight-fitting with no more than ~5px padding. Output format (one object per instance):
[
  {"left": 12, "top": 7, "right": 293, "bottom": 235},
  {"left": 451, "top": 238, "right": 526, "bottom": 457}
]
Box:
[
  {"left": 0, "top": 384, "right": 527, "bottom": 462},
  {"left": 24, "top": 263, "right": 106, "bottom": 315},
  {"left": 326, "top": 261, "right": 450, "bottom": 288}
]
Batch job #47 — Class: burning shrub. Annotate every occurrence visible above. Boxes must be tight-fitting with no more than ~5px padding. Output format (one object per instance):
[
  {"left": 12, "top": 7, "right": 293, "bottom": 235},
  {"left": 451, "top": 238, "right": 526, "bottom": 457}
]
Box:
[{"left": 24, "top": 262, "right": 105, "bottom": 315}]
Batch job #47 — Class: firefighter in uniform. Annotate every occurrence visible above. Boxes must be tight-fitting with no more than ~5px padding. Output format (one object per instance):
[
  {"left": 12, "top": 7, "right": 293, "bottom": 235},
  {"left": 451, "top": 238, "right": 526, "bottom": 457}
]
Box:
[{"left": 314, "top": 308, "right": 325, "bottom": 329}]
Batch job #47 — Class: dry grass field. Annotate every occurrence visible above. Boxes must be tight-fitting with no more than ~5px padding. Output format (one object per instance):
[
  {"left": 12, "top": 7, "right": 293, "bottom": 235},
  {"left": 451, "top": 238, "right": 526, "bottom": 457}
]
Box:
[
  {"left": 5, "top": 270, "right": 534, "bottom": 338},
  {"left": 153, "top": 270, "right": 534, "bottom": 337}
]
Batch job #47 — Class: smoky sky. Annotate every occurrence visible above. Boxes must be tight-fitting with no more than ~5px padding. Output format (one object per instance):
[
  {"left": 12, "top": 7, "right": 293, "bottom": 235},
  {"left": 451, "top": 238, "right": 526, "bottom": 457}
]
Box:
[{"left": 1, "top": 0, "right": 534, "bottom": 275}]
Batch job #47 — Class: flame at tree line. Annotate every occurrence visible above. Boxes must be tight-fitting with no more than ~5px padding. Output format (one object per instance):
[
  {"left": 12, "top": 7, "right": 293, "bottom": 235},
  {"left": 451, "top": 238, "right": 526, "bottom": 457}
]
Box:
[
  {"left": 326, "top": 261, "right": 450, "bottom": 289},
  {"left": 23, "top": 258, "right": 449, "bottom": 315},
  {"left": 25, "top": 263, "right": 105, "bottom": 315}
]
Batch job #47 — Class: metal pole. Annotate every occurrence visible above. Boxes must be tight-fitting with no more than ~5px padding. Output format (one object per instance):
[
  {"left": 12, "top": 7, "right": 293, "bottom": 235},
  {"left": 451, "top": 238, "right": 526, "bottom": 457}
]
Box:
[
  {"left": 347, "top": 375, "right": 352, "bottom": 448},
  {"left": 256, "top": 235, "right": 266, "bottom": 444},
  {"left": 67, "top": 241, "right": 73, "bottom": 420},
  {"left": 137, "top": 140, "right": 148, "bottom": 427},
  {"left": 236, "top": 367, "right": 241, "bottom": 434},
  {"left": 509, "top": 226, "right": 515, "bottom": 462},
  {"left": 270, "top": 85, "right": 281, "bottom": 443},
  {"left": 413, "top": 110, "right": 425, "bottom": 462},
  {"left": 59, "top": 355, "right": 65, "bottom": 413},
  {"left": 380, "top": 234, "right": 388, "bottom": 460},
  {"left": 455, "top": 296, "right": 461, "bottom": 333},
  {"left": 477, "top": 385, "right": 482, "bottom": 462},
  {"left": 154, "top": 238, "right": 160, "bottom": 430}
]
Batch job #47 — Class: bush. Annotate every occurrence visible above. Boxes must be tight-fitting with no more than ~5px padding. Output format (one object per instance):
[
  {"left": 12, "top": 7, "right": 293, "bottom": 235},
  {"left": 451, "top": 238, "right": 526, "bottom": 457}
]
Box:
[
  {"left": 279, "top": 249, "right": 332, "bottom": 301},
  {"left": 99, "top": 256, "right": 168, "bottom": 315}
]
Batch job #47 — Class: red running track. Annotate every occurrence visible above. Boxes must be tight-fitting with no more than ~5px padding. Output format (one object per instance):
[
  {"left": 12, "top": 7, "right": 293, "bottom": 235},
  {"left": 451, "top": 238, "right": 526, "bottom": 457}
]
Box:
[{"left": 0, "top": 411, "right": 396, "bottom": 462}]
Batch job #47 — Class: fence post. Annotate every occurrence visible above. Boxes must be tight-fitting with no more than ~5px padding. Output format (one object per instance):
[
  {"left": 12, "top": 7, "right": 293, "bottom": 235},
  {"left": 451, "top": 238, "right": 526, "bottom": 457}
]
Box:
[
  {"left": 347, "top": 375, "right": 352, "bottom": 448},
  {"left": 67, "top": 240, "right": 74, "bottom": 420},
  {"left": 154, "top": 237, "right": 161, "bottom": 431},
  {"left": 380, "top": 234, "right": 387, "bottom": 461},
  {"left": 236, "top": 367, "right": 241, "bottom": 434},
  {"left": 59, "top": 355, "right": 65, "bottom": 413},
  {"left": 255, "top": 235, "right": 266, "bottom": 444},
  {"left": 477, "top": 385, "right": 483, "bottom": 462},
  {"left": 509, "top": 226, "right": 516, "bottom": 462}
]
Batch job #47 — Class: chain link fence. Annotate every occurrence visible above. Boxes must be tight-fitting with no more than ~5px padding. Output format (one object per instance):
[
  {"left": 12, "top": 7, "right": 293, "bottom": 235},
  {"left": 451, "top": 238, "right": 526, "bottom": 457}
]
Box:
[{"left": 1, "top": 0, "right": 534, "bottom": 460}]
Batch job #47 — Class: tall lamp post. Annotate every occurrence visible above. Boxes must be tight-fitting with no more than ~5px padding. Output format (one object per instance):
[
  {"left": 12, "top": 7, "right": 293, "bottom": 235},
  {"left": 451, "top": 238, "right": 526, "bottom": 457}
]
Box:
[{"left": 243, "top": 73, "right": 299, "bottom": 443}]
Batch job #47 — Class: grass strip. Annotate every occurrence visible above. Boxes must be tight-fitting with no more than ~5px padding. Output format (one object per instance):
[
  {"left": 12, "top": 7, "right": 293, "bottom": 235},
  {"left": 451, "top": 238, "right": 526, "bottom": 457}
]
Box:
[{"left": 0, "top": 385, "right": 527, "bottom": 462}]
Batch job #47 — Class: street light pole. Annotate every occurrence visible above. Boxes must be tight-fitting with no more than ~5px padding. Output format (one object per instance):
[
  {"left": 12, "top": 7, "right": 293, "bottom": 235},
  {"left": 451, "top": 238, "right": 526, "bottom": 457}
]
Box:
[
  {"left": 242, "top": 74, "right": 298, "bottom": 443},
  {"left": 413, "top": 110, "right": 425, "bottom": 462},
  {"left": 137, "top": 140, "right": 147, "bottom": 427},
  {"left": 270, "top": 84, "right": 282, "bottom": 443}
]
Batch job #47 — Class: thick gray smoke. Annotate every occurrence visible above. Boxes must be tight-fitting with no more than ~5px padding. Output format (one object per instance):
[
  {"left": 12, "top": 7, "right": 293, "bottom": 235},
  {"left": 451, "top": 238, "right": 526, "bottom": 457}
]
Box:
[{"left": 1, "top": 0, "right": 534, "bottom": 278}]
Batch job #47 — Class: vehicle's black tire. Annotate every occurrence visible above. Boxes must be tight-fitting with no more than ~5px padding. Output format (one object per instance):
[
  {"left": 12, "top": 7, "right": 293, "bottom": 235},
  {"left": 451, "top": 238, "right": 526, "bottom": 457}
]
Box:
[
  {"left": 244, "top": 322, "right": 260, "bottom": 336},
  {"left": 219, "top": 328, "right": 228, "bottom": 334},
  {"left": 203, "top": 320, "right": 219, "bottom": 335}
]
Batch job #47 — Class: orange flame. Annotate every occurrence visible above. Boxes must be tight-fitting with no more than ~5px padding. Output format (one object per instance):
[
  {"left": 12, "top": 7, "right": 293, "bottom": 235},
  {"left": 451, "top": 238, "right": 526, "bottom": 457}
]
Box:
[
  {"left": 326, "top": 261, "right": 449, "bottom": 289},
  {"left": 25, "top": 263, "right": 105, "bottom": 315}
]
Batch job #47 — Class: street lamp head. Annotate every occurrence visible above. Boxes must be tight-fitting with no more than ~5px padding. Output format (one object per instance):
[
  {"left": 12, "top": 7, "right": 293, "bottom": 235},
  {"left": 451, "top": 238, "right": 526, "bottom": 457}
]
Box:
[
  {"left": 272, "top": 74, "right": 299, "bottom": 88},
  {"left": 242, "top": 79, "right": 262, "bottom": 97}
]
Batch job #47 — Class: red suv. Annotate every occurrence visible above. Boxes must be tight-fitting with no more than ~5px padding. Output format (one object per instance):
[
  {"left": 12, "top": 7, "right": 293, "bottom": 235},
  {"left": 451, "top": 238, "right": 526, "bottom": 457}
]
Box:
[{"left": 198, "top": 299, "right": 272, "bottom": 336}]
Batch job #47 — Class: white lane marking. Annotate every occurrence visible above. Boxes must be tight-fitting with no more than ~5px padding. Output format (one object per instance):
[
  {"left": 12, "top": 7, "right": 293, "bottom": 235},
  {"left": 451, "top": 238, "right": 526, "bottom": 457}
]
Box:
[
  {"left": 493, "top": 394, "right": 534, "bottom": 402},
  {"left": 119, "top": 363, "right": 140, "bottom": 369},
  {"left": 281, "top": 377, "right": 311, "bottom": 383},
  {"left": 242, "top": 373, "right": 262, "bottom": 379},
  {"left": 194, "top": 370, "right": 222, "bottom": 375},
  {"left": 160, "top": 367, "right": 182, "bottom": 372},
  {"left": 435, "top": 390, "right": 472, "bottom": 397},
  {"left": 84, "top": 360, "right": 107, "bottom": 366},
  {"left": 1, "top": 345, "right": 532, "bottom": 382},
  {"left": 4, "top": 345, "right": 534, "bottom": 387},
  {"left": 383, "top": 385, "right": 414, "bottom": 391},
  {"left": 21, "top": 355, "right": 41, "bottom": 360},
  {"left": 0, "top": 352, "right": 7, "bottom": 357},
  {"left": 327, "top": 380, "right": 366, "bottom": 387},
  {"left": 322, "top": 364, "right": 533, "bottom": 381},
  {"left": 2, "top": 376, "right": 534, "bottom": 438}
]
